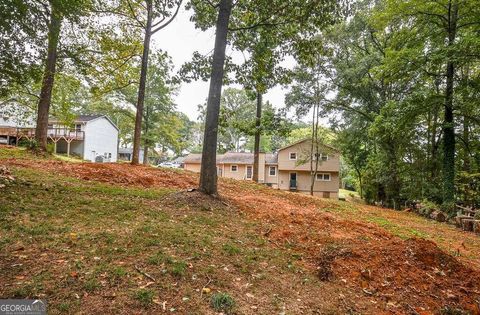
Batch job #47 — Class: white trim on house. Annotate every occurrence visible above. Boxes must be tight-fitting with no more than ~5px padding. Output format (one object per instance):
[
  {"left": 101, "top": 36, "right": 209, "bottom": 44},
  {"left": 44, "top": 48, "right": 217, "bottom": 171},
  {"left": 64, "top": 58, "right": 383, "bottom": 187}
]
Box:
[
  {"left": 268, "top": 166, "right": 276, "bottom": 176},
  {"left": 231, "top": 165, "right": 238, "bottom": 172},
  {"left": 315, "top": 173, "right": 331, "bottom": 181},
  {"left": 289, "top": 152, "right": 297, "bottom": 160}
]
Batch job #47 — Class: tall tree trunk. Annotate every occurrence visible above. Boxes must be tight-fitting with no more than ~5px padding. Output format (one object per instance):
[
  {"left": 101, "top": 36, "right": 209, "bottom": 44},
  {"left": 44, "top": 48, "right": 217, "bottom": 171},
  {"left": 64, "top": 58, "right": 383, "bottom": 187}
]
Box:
[
  {"left": 355, "top": 166, "right": 363, "bottom": 199},
  {"left": 462, "top": 116, "right": 470, "bottom": 172},
  {"left": 143, "top": 146, "right": 149, "bottom": 165},
  {"left": 310, "top": 103, "right": 319, "bottom": 196},
  {"left": 252, "top": 91, "right": 262, "bottom": 182},
  {"left": 132, "top": 0, "right": 153, "bottom": 165},
  {"left": 198, "top": 0, "right": 233, "bottom": 195},
  {"left": 35, "top": 6, "right": 62, "bottom": 151},
  {"left": 442, "top": 1, "right": 458, "bottom": 206}
]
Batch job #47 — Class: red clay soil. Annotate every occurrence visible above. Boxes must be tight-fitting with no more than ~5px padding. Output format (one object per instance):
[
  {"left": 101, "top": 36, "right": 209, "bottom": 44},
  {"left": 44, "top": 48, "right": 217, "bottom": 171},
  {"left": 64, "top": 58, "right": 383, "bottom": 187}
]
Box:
[{"left": 5, "top": 158, "right": 480, "bottom": 314}]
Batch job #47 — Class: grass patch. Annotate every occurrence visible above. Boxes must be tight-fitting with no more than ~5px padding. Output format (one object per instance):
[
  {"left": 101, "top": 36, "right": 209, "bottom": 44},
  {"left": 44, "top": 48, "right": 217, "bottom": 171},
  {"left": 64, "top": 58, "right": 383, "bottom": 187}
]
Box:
[
  {"left": 210, "top": 292, "right": 235, "bottom": 313},
  {"left": 134, "top": 289, "right": 155, "bottom": 307}
]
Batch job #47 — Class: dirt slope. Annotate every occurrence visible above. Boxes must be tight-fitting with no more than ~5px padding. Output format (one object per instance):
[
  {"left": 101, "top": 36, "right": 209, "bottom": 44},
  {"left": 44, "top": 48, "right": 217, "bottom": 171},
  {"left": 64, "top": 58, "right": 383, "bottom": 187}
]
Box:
[{"left": 2, "top": 152, "right": 480, "bottom": 314}]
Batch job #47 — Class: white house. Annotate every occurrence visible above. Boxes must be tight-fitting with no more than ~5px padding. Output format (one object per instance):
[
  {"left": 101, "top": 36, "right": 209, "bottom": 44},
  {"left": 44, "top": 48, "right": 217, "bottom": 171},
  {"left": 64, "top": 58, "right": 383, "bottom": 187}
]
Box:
[{"left": 0, "top": 113, "right": 119, "bottom": 163}]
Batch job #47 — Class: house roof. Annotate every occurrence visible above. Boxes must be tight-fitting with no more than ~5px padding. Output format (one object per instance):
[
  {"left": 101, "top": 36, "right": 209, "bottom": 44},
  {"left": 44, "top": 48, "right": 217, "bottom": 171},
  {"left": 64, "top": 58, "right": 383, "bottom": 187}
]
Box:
[
  {"left": 49, "top": 114, "right": 120, "bottom": 131},
  {"left": 278, "top": 138, "right": 340, "bottom": 153},
  {"left": 184, "top": 152, "right": 278, "bottom": 165},
  {"left": 265, "top": 153, "right": 278, "bottom": 164},
  {"left": 49, "top": 114, "right": 102, "bottom": 123}
]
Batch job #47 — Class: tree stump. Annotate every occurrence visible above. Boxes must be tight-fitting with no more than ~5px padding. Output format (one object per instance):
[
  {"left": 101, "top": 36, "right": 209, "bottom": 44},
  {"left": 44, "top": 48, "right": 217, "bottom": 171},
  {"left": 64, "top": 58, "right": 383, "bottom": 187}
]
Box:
[
  {"left": 430, "top": 210, "right": 446, "bottom": 222},
  {"left": 462, "top": 218, "right": 475, "bottom": 232},
  {"left": 456, "top": 215, "right": 472, "bottom": 228},
  {"left": 474, "top": 221, "right": 480, "bottom": 234}
]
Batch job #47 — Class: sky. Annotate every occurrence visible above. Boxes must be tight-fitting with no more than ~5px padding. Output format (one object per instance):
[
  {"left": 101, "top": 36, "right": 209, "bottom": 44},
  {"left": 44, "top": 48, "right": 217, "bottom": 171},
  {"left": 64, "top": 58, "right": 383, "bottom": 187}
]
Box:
[{"left": 149, "top": 6, "right": 292, "bottom": 122}]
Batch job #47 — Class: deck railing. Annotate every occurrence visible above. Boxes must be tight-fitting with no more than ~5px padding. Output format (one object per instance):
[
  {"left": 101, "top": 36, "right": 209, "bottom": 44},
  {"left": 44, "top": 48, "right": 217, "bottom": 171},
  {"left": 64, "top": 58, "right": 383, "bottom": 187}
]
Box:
[{"left": 2, "top": 127, "right": 85, "bottom": 141}]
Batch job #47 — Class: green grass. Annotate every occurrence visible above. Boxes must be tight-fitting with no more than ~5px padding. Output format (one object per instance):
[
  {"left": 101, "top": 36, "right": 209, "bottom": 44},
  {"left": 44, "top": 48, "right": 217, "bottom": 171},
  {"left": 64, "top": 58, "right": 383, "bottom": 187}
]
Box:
[
  {"left": 210, "top": 292, "right": 235, "bottom": 313},
  {"left": 134, "top": 289, "right": 155, "bottom": 307},
  {"left": 0, "top": 158, "right": 306, "bottom": 313}
]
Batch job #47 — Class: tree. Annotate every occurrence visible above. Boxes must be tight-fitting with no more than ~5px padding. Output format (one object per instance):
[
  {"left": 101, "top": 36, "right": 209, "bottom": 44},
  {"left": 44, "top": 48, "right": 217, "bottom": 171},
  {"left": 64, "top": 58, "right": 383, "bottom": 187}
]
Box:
[
  {"left": 188, "top": 0, "right": 344, "bottom": 195},
  {"left": 379, "top": 0, "right": 480, "bottom": 209},
  {"left": 30, "top": 0, "right": 92, "bottom": 151},
  {"left": 106, "top": 0, "right": 182, "bottom": 165},
  {"left": 286, "top": 54, "right": 337, "bottom": 195},
  {"left": 194, "top": 0, "right": 233, "bottom": 195}
]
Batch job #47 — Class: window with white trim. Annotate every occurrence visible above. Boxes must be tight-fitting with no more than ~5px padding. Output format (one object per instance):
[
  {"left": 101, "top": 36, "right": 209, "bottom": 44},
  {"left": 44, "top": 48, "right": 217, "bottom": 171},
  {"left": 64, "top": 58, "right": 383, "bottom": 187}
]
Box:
[
  {"left": 320, "top": 153, "right": 329, "bottom": 161},
  {"left": 246, "top": 165, "right": 253, "bottom": 179},
  {"left": 289, "top": 152, "right": 297, "bottom": 160},
  {"left": 269, "top": 166, "right": 276, "bottom": 176},
  {"left": 315, "top": 173, "right": 331, "bottom": 181},
  {"left": 231, "top": 165, "right": 238, "bottom": 172}
]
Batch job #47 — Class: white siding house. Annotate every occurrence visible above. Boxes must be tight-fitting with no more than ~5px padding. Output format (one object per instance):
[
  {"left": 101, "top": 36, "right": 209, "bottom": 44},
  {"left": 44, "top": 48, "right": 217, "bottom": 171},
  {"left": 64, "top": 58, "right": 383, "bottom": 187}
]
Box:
[
  {"left": 0, "top": 113, "right": 119, "bottom": 163},
  {"left": 49, "top": 115, "right": 119, "bottom": 162}
]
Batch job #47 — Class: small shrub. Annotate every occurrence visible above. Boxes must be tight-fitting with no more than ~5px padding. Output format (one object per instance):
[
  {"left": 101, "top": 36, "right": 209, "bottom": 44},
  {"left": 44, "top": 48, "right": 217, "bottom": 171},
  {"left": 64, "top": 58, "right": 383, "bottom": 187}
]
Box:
[
  {"left": 19, "top": 139, "right": 38, "bottom": 151},
  {"left": 440, "top": 201, "right": 455, "bottom": 215},
  {"left": 417, "top": 200, "right": 438, "bottom": 217},
  {"left": 210, "top": 292, "right": 235, "bottom": 313},
  {"left": 134, "top": 289, "right": 155, "bottom": 307},
  {"left": 46, "top": 142, "right": 55, "bottom": 154}
]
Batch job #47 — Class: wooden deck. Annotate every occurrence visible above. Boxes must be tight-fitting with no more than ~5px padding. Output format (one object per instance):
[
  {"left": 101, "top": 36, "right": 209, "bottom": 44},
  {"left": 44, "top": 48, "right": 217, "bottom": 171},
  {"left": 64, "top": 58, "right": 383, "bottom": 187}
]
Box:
[{"left": 0, "top": 127, "right": 85, "bottom": 142}]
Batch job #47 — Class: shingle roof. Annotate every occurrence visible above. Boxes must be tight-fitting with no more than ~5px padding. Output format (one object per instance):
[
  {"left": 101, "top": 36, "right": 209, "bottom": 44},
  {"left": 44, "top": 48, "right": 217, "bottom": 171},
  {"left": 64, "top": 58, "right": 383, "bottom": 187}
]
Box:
[
  {"left": 49, "top": 114, "right": 104, "bottom": 123},
  {"left": 279, "top": 138, "right": 340, "bottom": 152},
  {"left": 265, "top": 153, "right": 278, "bottom": 164},
  {"left": 220, "top": 152, "right": 253, "bottom": 164},
  {"left": 184, "top": 152, "right": 278, "bottom": 165},
  {"left": 183, "top": 153, "right": 204, "bottom": 164}
]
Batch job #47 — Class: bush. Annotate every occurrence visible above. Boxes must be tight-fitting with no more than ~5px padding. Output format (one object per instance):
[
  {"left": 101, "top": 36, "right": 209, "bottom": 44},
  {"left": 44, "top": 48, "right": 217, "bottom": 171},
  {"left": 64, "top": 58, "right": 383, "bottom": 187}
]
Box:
[
  {"left": 210, "top": 292, "right": 235, "bottom": 313},
  {"left": 440, "top": 201, "right": 456, "bottom": 216},
  {"left": 19, "top": 139, "right": 38, "bottom": 151},
  {"left": 417, "top": 200, "right": 438, "bottom": 217}
]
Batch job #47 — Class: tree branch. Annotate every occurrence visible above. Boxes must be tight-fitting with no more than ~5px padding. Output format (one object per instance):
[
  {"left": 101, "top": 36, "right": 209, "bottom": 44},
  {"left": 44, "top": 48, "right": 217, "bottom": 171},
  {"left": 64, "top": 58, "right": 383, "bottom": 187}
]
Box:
[{"left": 151, "top": 0, "right": 183, "bottom": 34}]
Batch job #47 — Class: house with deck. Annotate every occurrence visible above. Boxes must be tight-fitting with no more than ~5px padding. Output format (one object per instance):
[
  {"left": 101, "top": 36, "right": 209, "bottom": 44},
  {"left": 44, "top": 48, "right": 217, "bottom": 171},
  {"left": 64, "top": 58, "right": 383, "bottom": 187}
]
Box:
[
  {"left": 183, "top": 139, "right": 340, "bottom": 198},
  {"left": 0, "top": 114, "right": 119, "bottom": 162}
]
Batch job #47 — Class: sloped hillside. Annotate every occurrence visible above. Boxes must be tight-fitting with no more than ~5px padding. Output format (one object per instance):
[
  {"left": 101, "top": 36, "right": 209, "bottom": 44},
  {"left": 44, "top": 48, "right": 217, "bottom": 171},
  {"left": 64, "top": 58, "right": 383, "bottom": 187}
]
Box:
[{"left": 1, "top": 147, "right": 480, "bottom": 314}]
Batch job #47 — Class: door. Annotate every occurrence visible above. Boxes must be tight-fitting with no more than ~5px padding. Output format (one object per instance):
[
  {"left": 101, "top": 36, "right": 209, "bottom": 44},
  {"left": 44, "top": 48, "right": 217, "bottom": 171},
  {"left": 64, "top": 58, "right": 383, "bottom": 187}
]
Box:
[
  {"left": 246, "top": 166, "right": 253, "bottom": 179},
  {"left": 289, "top": 172, "right": 297, "bottom": 189}
]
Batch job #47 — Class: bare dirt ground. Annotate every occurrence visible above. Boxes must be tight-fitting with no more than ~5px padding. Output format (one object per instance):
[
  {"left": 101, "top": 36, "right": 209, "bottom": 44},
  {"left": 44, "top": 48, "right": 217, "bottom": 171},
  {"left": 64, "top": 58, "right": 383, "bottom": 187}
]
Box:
[{"left": 2, "top": 147, "right": 480, "bottom": 314}]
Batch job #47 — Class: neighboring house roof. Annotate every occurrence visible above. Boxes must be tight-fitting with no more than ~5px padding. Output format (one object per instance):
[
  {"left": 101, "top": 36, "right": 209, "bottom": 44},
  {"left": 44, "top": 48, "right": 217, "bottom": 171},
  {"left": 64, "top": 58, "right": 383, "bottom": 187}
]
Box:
[
  {"left": 279, "top": 138, "right": 340, "bottom": 153},
  {"left": 221, "top": 152, "right": 254, "bottom": 164},
  {"left": 184, "top": 152, "right": 278, "bottom": 165},
  {"left": 183, "top": 153, "right": 203, "bottom": 164},
  {"left": 49, "top": 114, "right": 120, "bottom": 131},
  {"left": 172, "top": 156, "right": 186, "bottom": 164}
]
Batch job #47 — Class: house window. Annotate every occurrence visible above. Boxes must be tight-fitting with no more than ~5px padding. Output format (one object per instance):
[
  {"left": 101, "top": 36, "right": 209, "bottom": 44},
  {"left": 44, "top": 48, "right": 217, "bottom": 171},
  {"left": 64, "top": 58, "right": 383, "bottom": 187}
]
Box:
[
  {"left": 74, "top": 124, "right": 82, "bottom": 132},
  {"left": 246, "top": 166, "right": 253, "bottom": 179},
  {"left": 289, "top": 152, "right": 297, "bottom": 160},
  {"left": 269, "top": 166, "right": 276, "bottom": 176},
  {"left": 231, "top": 165, "right": 238, "bottom": 172},
  {"left": 316, "top": 173, "right": 331, "bottom": 181},
  {"left": 320, "top": 153, "right": 329, "bottom": 161}
]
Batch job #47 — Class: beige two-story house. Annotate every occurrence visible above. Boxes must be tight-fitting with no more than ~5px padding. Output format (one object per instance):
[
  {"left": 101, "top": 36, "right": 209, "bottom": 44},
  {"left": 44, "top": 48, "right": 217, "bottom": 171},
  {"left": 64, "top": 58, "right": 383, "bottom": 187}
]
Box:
[{"left": 183, "top": 139, "right": 340, "bottom": 198}]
